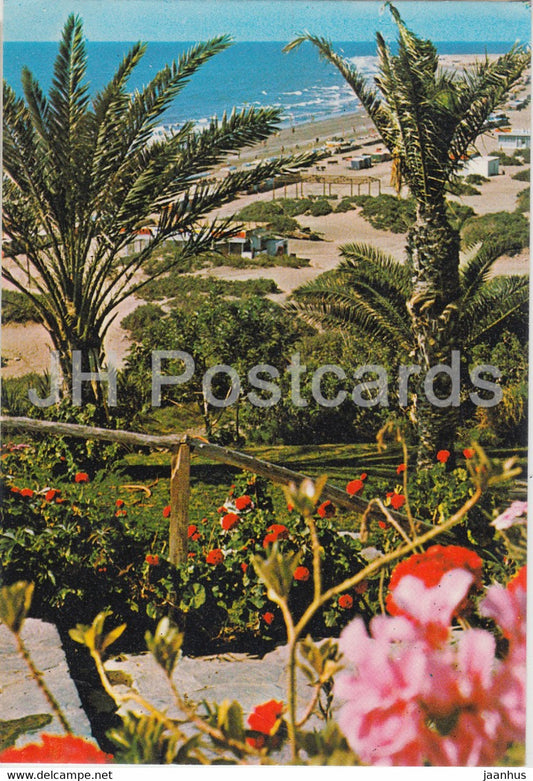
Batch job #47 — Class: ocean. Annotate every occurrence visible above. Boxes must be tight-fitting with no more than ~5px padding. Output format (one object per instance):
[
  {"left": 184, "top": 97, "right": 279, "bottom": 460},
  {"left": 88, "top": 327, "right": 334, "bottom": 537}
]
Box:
[{"left": 3, "top": 40, "right": 525, "bottom": 130}]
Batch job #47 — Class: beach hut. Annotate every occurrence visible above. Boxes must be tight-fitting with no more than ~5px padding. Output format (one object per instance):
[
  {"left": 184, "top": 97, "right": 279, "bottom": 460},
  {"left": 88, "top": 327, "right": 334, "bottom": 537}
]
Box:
[
  {"left": 350, "top": 155, "right": 373, "bottom": 170},
  {"left": 459, "top": 155, "right": 500, "bottom": 178},
  {"left": 496, "top": 129, "right": 530, "bottom": 150},
  {"left": 370, "top": 149, "right": 392, "bottom": 163}
]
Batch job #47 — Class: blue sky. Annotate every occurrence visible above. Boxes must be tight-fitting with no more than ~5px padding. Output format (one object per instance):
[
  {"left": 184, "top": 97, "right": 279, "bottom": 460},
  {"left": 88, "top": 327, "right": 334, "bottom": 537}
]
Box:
[{"left": 3, "top": 0, "right": 530, "bottom": 42}]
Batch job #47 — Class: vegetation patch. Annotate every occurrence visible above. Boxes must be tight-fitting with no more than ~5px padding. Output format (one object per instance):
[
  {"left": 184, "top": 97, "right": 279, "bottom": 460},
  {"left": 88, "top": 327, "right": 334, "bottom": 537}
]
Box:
[
  {"left": 461, "top": 211, "right": 529, "bottom": 251},
  {"left": 136, "top": 274, "right": 281, "bottom": 304},
  {"left": 2, "top": 290, "right": 43, "bottom": 324}
]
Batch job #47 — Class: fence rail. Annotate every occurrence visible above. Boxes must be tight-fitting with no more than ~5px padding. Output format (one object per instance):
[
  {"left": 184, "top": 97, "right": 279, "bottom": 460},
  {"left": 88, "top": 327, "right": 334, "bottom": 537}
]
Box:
[{"left": 2, "top": 415, "right": 398, "bottom": 565}]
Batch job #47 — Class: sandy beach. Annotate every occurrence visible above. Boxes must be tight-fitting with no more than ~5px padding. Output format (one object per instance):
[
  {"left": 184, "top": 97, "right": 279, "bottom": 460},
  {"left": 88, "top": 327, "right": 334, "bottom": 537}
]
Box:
[{"left": 2, "top": 55, "right": 530, "bottom": 378}]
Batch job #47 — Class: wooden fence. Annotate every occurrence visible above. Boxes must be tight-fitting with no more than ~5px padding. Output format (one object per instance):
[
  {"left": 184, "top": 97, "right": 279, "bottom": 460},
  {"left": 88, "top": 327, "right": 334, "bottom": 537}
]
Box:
[{"left": 1, "top": 415, "right": 395, "bottom": 566}]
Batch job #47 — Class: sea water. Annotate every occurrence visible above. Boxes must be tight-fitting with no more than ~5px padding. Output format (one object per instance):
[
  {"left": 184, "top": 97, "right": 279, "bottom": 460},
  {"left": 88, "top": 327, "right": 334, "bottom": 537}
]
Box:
[{"left": 3, "top": 40, "right": 522, "bottom": 131}]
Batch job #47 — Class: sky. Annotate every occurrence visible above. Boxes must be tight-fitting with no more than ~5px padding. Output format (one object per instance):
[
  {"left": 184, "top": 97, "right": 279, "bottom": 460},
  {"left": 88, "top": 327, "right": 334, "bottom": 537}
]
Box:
[{"left": 2, "top": 0, "right": 531, "bottom": 42}]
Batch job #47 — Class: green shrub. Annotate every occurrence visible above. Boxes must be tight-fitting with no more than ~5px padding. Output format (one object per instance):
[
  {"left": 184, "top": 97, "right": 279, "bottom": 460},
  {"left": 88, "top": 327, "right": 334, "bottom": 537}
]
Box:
[
  {"left": 465, "top": 174, "right": 490, "bottom": 185},
  {"left": 461, "top": 211, "right": 529, "bottom": 252},
  {"left": 516, "top": 187, "right": 530, "bottom": 213},
  {"left": 352, "top": 194, "right": 416, "bottom": 233},
  {"left": 511, "top": 168, "right": 530, "bottom": 182},
  {"left": 121, "top": 304, "right": 166, "bottom": 342},
  {"left": 1, "top": 290, "right": 42, "bottom": 323},
  {"left": 308, "top": 198, "right": 333, "bottom": 216},
  {"left": 137, "top": 274, "right": 281, "bottom": 303},
  {"left": 266, "top": 214, "right": 300, "bottom": 234}
]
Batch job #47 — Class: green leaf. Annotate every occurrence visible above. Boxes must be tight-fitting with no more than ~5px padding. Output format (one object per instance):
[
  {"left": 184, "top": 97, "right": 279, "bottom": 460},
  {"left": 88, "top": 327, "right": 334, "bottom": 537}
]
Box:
[
  {"left": 0, "top": 582, "right": 34, "bottom": 634},
  {"left": 145, "top": 617, "right": 183, "bottom": 677},
  {"left": 252, "top": 544, "right": 301, "bottom": 601}
]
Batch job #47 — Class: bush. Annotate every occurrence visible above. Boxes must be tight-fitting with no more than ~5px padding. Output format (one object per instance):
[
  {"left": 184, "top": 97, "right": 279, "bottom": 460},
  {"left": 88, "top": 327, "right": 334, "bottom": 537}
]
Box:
[
  {"left": 516, "top": 187, "right": 530, "bottom": 213},
  {"left": 446, "top": 180, "right": 481, "bottom": 196},
  {"left": 465, "top": 174, "right": 489, "bottom": 185},
  {"left": 461, "top": 211, "right": 529, "bottom": 252},
  {"left": 352, "top": 194, "right": 416, "bottom": 233},
  {"left": 308, "top": 198, "right": 333, "bottom": 216},
  {"left": 1, "top": 290, "right": 42, "bottom": 324},
  {"left": 121, "top": 303, "right": 166, "bottom": 342},
  {"left": 137, "top": 274, "right": 281, "bottom": 304},
  {"left": 511, "top": 168, "right": 530, "bottom": 182}
]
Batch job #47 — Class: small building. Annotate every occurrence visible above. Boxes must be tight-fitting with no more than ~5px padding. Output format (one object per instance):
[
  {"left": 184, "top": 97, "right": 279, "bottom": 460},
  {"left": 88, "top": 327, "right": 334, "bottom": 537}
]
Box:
[
  {"left": 496, "top": 129, "right": 530, "bottom": 150},
  {"left": 459, "top": 155, "right": 500, "bottom": 178},
  {"left": 370, "top": 149, "right": 392, "bottom": 163},
  {"left": 218, "top": 228, "right": 288, "bottom": 259},
  {"left": 350, "top": 155, "right": 373, "bottom": 170}
]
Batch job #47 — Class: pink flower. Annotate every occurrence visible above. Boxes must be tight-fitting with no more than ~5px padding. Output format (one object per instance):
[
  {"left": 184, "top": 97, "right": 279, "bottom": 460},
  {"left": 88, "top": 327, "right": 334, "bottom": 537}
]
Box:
[
  {"left": 334, "top": 563, "right": 527, "bottom": 766},
  {"left": 491, "top": 501, "right": 527, "bottom": 530}
]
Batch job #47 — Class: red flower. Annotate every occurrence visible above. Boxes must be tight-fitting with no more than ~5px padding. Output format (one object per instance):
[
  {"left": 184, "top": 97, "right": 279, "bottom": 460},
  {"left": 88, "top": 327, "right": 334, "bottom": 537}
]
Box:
[
  {"left": 235, "top": 495, "right": 253, "bottom": 511},
  {"left": 317, "top": 500, "right": 336, "bottom": 518},
  {"left": 378, "top": 520, "right": 389, "bottom": 530},
  {"left": 221, "top": 512, "right": 239, "bottom": 531},
  {"left": 115, "top": 498, "right": 125, "bottom": 508},
  {"left": 247, "top": 699, "right": 283, "bottom": 735},
  {"left": 287, "top": 503, "right": 294, "bottom": 512},
  {"left": 463, "top": 448, "right": 476, "bottom": 459},
  {"left": 263, "top": 524, "right": 289, "bottom": 547},
  {"left": 396, "top": 463, "right": 406, "bottom": 475},
  {"left": 387, "top": 545, "right": 483, "bottom": 618},
  {"left": 10, "top": 486, "right": 21, "bottom": 494},
  {"left": 217, "top": 506, "right": 227, "bottom": 514},
  {"left": 262, "top": 611, "right": 275, "bottom": 625},
  {"left": 390, "top": 493, "right": 406, "bottom": 510},
  {"left": 346, "top": 474, "right": 366, "bottom": 496},
  {"left": 115, "top": 509, "right": 127, "bottom": 517},
  {"left": 206, "top": 548, "right": 224, "bottom": 566},
  {"left": 45, "top": 488, "right": 61, "bottom": 502},
  {"left": 162, "top": 505, "right": 171, "bottom": 518},
  {"left": 74, "top": 472, "right": 89, "bottom": 483},
  {"left": 293, "top": 566, "right": 310, "bottom": 582},
  {"left": 436, "top": 450, "right": 450, "bottom": 464},
  {"left": 145, "top": 554, "right": 160, "bottom": 566},
  {"left": 20, "top": 488, "right": 35, "bottom": 498},
  {"left": 0, "top": 734, "right": 112, "bottom": 764},
  {"left": 241, "top": 562, "right": 248, "bottom": 573},
  {"left": 188, "top": 552, "right": 196, "bottom": 559},
  {"left": 187, "top": 524, "right": 201, "bottom": 541},
  {"left": 338, "top": 594, "right": 354, "bottom": 610},
  {"left": 354, "top": 580, "right": 368, "bottom": 595},
  {"left": 508, "top": 566, "right": 527, "bottom": 595}
]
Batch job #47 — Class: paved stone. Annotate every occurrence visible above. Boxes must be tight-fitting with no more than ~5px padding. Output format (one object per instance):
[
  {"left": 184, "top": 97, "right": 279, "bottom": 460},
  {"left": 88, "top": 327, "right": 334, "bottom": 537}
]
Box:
[
  {"left": 0, "top": 619, "right": 93, "bottom": 745},
  {"left": 106, "top": 643, "right": 326, "bottom": 724}
]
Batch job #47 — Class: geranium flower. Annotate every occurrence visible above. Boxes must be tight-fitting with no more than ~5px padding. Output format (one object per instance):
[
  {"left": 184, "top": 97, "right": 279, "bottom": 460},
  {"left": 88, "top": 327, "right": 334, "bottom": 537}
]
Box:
[
  {"left": 293, "top": 566, "right": 310, "bottom": 582},
  {"left": 338, "top": 594, "right": 353, "bottom": 610},
  {"left": 436, "top": 450, "right": 450, "bottom": 464},
  {"left": 246, "top": 700, "right": 284, "bottom": 747},
  {"left": 74, "top": 472, "right": 89, "bottom": 483},
  {"left": 491, "top": 501, "right": 527, "bottom": 531},
  {"left": 235, "top": 495, "right": 253, "bottom": 511},
  {"left": 115, "top": 498, "right": 125, "bottom": 508},
  {"left": 262, "top": 611, "right": 274, "bottom": 625},
  {"left": 387, "top": 545, "right": 483, "bottom": 620},
  {"left": 115, "top": 509, "right": 127, "bottom": 517},
  {"left": 187, "top": 524, "right": 201, "bottom": 541},
  {"left": 206, "top": 548, "right": 224, "bottom": 566},
  {"left": 0, "top": 734, "right": 112, "bottom": 764},
  {"left": 263, "top": 524, "right": 289, "bottom": 547},
  {"left": 145, "top": 554, "right": 160, "bottom": 566},
  {"left": 45, "top": 488, "right": 61, "bottom": 502},
  {"left": 241, "top": 562, "right": 248, "bottom": 573},
  {"left": 346, "top": 474, "right": 367, "bottom": 496},
  {"left": 463, "top": 448, "right": 476, "bottom": 459},
  {"left": 162, "top": 505, "right": 171, "bottom": 518},
  {"left": 335, "top": 567, "right": 526, "bottom": 766},
  {"left": 396, "top": 463, "right": 406, "bottom": 475},
  {"left": 386, "top": 491, "right": 406, "bottom": 510},
  {"left": 221, "top": 512, "right": 239, "bottom": 531},
  {"left": 20, "top": 488, "right": 35, "bottom": 498},
  {"left": 317, "top": 500, "right": 336, "bottom": 518},
  {"left": 10, "top": 486, "right": 21, "bottom": 494}
]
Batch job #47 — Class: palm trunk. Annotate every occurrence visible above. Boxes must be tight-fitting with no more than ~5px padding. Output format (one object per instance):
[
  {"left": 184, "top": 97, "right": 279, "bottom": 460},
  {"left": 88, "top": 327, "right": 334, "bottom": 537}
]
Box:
[{"left": 407, "top": 201, "right": 461, "bottom": 469}]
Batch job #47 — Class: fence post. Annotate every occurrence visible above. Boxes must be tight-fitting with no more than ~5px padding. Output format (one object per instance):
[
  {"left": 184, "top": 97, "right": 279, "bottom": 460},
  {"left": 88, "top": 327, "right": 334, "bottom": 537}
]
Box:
[{"left": 169, "top": 442, "right": 191, "bottom": 565}]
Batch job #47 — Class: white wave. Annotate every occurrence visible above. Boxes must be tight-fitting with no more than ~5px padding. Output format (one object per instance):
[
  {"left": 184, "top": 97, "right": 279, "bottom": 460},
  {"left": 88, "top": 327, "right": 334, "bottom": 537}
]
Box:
[{"left": 283, "top": 90, "right": 303, "bottom": 96}]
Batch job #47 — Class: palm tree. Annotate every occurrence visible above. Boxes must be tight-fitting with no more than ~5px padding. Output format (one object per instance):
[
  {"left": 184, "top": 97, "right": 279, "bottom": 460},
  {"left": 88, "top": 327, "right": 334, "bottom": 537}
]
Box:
[
  {"left": 290, "top": 239, "right": 528, "bottom": 460},
  {"left": 3, "top": 15, "right": 310, "bottom": 408},
  {"left": 285, "top": 3, "right": 529, "bottom": 465}
]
